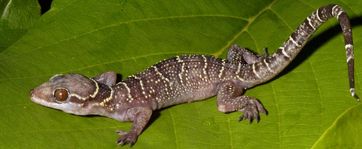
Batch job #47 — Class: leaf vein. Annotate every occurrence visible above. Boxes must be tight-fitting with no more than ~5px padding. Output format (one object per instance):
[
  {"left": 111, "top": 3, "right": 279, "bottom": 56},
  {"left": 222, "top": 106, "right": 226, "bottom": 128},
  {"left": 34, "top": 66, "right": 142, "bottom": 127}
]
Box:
[
  {"left": 213, "top": 0, "right": 278, "bottom": 56},
  {"left": 0, "top": 15, "right": 247, "bottom": 60}
]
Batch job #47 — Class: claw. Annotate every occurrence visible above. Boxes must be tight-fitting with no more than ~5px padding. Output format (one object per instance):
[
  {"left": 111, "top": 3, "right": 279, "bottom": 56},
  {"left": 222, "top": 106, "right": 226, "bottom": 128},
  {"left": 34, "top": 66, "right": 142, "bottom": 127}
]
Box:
[
  {"left": 255, "top": 111, "right": 261, "bottom": 122},
  {"left": 249, "top": 115, "right": 254, "bottom": 124},
  {"left": 255, "top": 99, "right": 268, "bottom": 115},
  {"left": 253, "top": 111, "right": 260, "bottom": 123},
  {"left": 116, "top": 130, "right": 127, "bottom": 135},
  {"left": 239, "top": 115, "right": 244, "bottom": 121}
]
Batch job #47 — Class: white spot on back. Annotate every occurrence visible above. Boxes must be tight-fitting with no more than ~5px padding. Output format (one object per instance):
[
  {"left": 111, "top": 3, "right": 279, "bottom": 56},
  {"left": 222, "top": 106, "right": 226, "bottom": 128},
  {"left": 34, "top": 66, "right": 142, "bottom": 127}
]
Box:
[
  {"left": 290, "top": 35, "right": 301, "bottom": 47},
  {"left": 345, "top": 44, "right": 353, "bottom": 50},
  {"left": 99, "top": 86, "right": 114, "bottom": 106},
  {"left": 264, "top": 59, "right": 275, "bottom": 73},
  {"left": 202, "top": 55, "right": 208, "bottom": 76},
  {"left": 178, "top": 57, "right": 185, "bottom": 85},
  {"left": 350, "top": 88, "right": 356, "bottom": 96},
  {"left": 235, "top": 62, "right": 241, "bottom": 74},
  {"left": 133, "top": 75, "right": 148, "bottom": 98},
  {"left": 307, "top": 17, "right": 316, "bottom": 30},
  {"left": 345, "top": 44, "right": 354, "bottom": 63},
  {"left": 252, "top": 63, "right": 261, "bottom": 79},
  {"left": 332, "top": 5, "right": 339, "bottom": 16},
  {"left": 119, "top": 82, "right": 133, "bottom": 102},
  {"left": 316, "top": 9, "right": 323, "bottom": 22},
  {"left": 281, "top": 47, "right": 291, "bottom": 58},
  {"left": 347, "top": 56, "right": 353, "bottom": 63},
  {"left": 218, "top": 60, "right": 226, "bottom": 79},
  {"left": 236, "top": 75, "right": 245, "bottom": 81},
  {"left": 336, "top": 10, "right": 343, "bottom": 20},
  {"left": 90, "top": 79, "right": 99, "bottom": 99},
  {"left": 153, "top": 66, "right": 170, "bottom": 83}
]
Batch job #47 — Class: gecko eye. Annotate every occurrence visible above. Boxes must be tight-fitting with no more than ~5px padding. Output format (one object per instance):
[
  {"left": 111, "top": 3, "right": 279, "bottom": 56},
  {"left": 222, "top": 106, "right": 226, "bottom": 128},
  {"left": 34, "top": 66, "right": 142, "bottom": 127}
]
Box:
[{"left": 54, "top": 89, "right": 69, "bottom": 101}]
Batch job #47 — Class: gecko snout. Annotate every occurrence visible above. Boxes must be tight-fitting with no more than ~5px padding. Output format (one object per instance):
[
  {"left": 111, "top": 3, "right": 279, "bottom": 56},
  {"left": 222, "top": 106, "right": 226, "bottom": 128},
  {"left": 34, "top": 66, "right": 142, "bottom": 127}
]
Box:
[{"left": 30, "top": 88, "right": 43, "bottom": 99}]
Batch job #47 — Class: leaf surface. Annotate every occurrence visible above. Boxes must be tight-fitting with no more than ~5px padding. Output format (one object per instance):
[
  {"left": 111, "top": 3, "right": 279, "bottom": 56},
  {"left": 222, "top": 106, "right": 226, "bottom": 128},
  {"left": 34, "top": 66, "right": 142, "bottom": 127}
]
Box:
[
  {"left": 0, "top": 0, "right": 40, "bottom": 51},
  {"left": 0, "top": 0, "right": 361, "bottom": 148}
]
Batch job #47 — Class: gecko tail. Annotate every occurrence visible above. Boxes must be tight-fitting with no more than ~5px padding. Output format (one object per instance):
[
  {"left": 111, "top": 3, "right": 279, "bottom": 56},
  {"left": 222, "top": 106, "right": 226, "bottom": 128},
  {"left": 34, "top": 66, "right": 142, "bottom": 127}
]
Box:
[{"left": 350, "top": 88, "right": 360, "bottom": 102}]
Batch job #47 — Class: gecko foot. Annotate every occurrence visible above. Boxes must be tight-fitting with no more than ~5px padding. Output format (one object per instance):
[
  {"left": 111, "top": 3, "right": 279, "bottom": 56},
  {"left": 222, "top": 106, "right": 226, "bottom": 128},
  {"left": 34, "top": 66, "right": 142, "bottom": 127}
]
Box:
[
  {"left": 116, "top": 130, "right": 138, "bottom": 146},
  {"left": 238, "top": 98, "right": 267, "bottom": 123}
]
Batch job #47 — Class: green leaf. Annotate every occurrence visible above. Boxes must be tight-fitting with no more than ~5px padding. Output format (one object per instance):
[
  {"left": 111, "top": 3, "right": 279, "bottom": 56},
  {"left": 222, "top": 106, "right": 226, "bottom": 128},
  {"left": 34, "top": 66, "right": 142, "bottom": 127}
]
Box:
[
  {"left": 312, "top": 104, "right": 362, "bottom": 149},
  {"left": 0, "top": 0, "right": 361, "bottom": 148},
  {"left": 0, "top": 0, "right": 40, "bottom": 51}
]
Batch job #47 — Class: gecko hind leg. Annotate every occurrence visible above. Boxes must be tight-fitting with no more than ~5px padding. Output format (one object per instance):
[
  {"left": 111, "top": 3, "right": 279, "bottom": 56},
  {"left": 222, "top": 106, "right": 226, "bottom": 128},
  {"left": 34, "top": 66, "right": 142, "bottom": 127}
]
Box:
[
  {"left": 217, "top": 81, "right": 267, "bottom": 122},
  {"left": 227, "top": 44, "right": 264, "bottom": 65}
]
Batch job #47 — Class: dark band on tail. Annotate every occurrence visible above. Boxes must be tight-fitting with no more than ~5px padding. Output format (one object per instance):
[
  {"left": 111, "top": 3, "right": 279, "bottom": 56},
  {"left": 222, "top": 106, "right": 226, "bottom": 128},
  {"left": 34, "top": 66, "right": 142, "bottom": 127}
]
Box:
[{"left": 253, "top": 4, "right": 358, "bottom": 101}]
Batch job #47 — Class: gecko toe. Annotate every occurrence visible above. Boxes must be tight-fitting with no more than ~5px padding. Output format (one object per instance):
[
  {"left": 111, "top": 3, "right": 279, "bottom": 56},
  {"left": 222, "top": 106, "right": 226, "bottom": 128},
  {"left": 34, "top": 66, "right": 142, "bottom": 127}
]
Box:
[
  {"left": 255, "top": 99, "right": 268, "bottom": 115},
  {"left": 116, "top": 130, "right": 128, "bottom": 135},
  {"left": 117, "top": 131, "right": 138, "bottom": 146},
  {"left": 239, "top": 98, "right": 267, "bottom": 123}
]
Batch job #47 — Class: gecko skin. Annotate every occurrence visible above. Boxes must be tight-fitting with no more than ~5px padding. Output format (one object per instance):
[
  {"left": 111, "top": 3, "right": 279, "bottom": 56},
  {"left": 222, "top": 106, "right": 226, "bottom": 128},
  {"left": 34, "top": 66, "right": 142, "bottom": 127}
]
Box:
[{"left": 30, "top": 4, "right": 358, "bottom": 145}]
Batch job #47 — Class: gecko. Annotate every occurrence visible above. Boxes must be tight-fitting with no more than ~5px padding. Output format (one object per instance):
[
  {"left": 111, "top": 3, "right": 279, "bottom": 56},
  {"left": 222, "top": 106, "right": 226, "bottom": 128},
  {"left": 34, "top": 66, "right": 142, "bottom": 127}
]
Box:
[{"left": 30, "top": 4, "right": 359, "bottom": 145}]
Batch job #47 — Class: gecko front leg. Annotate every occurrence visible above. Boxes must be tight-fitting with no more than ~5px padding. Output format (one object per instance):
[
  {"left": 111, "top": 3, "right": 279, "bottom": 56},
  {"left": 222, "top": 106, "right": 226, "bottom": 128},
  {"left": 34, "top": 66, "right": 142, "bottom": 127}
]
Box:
[
  {"left": 117, "top": 107, "right": 152, "bottom": 145},
  {"left": 217, "top": 81, "right": 267, "bottom": 122}
]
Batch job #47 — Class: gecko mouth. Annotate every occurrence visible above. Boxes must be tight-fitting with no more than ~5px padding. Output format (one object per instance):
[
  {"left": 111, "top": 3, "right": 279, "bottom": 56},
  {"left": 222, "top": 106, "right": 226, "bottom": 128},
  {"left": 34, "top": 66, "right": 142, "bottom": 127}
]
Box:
[
  {"left": 30, "top": 95, "right": 58, "bottom": 108},
  {"left": 30, "top": 91, "right": 90, "bottom": 115},
  {"left": 30, "top": 89, "right": 66, "bottom": 111}
]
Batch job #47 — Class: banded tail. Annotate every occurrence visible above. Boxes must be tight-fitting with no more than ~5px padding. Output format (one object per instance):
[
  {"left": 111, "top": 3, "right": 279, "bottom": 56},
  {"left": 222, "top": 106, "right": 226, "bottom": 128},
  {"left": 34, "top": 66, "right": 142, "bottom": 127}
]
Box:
[{"left": 252, "top": 4, "right": 359, "bottom": 101}]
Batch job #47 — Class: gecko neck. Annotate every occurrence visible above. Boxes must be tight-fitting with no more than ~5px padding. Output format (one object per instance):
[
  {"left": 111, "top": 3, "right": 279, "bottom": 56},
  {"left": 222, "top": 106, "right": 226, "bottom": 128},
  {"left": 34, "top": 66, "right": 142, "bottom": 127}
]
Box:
[{"left": 74, "top": 81, "right": 115, "bottom": 116}]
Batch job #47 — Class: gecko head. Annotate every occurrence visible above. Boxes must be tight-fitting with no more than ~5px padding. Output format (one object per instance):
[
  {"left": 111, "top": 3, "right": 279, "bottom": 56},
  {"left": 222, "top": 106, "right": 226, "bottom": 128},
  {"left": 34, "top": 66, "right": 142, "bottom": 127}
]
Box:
[{"left": 30, "top": 74, "right": 99, "bottom": 115}]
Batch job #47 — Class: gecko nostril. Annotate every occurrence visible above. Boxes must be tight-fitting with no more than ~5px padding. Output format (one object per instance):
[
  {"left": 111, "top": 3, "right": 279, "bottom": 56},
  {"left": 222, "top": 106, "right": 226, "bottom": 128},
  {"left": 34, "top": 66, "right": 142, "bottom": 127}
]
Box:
[{"left": 30, "top": 89, "right": 34, "bottom": 96}]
